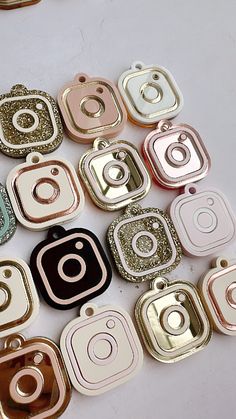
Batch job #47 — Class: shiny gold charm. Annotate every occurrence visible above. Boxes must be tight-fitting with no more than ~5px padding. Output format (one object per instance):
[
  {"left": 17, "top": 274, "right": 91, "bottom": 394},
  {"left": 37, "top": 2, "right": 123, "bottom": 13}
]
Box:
[
  {"left": 0, "top": 84, "right": 63, "bottom": 158},
  {"left": 0, "top": 334, "right": 71, "bottom": 418},
  {"left": 107, "top": 204, "right": 182, "bottom": 282},
  {"left": 79, "top": 138, "right": 151, "bottom": 211},
  {"left": 135, "top": 277, "right": 212, "bottom": 362}
]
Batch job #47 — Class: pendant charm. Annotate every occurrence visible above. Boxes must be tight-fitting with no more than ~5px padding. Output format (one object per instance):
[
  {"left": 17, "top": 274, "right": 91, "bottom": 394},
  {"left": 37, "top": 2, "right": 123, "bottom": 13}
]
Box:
[
  {"left": 198, "top": 257, "right": 236, "bottom": 335},
  {"left": 0, "top": 258, "right": 39, "bottom": 338},
  {"left": 6, "top": 152, "right": 84, "bottom": 231},
  {"left": 143, "top": 120, "right": 211, "bottom": 189},
  {"left": 0, "top": 0, "right": 41, "bottom": 8},
  {"left": 107, "top": 204, "right": 182, "bottom": 282},
  {"left": 58, "top": 73, "right": 127, "bottom": 143},
  {"left": 79, "top": 138, "right": 151, "bottom": 211},
  {"left": 135, "top": 277, "right": 211, "bottom": 362},
  {"left": 30, "top": 225, "right": 112, "bottom": 310},
  {"left": 60, "top": 303, "right": 143, "bottom": 395},
  {"left": 118, "top": 61, "right": 183, "bottom": 127},
  {"left": 0, "top": 84, "right": 63, "bottom": 158},
  {"left": 170, "top": 183, "right": 236, "bottom": 256},
  {"left": 0, "top": 183, "right": 16, "bottom": 245},
  {"left": 0, "top": 334, "right": 71, "bottom": 418}
]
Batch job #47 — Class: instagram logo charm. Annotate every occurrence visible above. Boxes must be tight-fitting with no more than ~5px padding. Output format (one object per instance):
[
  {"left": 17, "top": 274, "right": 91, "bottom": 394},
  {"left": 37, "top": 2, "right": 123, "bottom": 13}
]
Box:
[
  {"left": 143, "top": 120, "right": 211, "bottom": 189},
  {"left": 58, "top": 73, "right": 127, "bottom": 144},
  {"left": 135, "top": 277, "right": 212, "bottom": 363},
  {"left": 170, "top": 184, "right": 236, "bottom": 257},
  {"left": 60, "top": 303, "right": 143, "bottom": 395},
  {"left": 30, "top": 226, "right": 112, "bottom": 310},
  {"left": 107, "top": 204, "right": 182, "bottom": 282},
  {"left": 0, "top": 85, "right": 63, "bottom": 158},
  {"left": 198, "top": 257, "right": 236, "bottom": 335},
  {"left": 0, "top": 183, "right": 16, "bottom": 245},
  {"left": 0, "top": 258, "right": 39, "bottom": 338},
  {"left": 118, "top": 61, "right": 183, "bottom": 127},
  {"left": 0, "top": 334, "right": 71, "bottom": 418},
  {"left": 6, "top": 152, "right": 84, "bottom": 231},
  {"left": 79, "top": 138, "right": 151, "bottom": 211}
]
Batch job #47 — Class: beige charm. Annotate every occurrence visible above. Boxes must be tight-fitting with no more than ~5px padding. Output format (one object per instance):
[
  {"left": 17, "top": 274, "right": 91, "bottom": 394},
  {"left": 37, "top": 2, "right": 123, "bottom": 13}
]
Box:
[
  {"left": 135, "top": 277, "right": 212, "bottom": 362},
  {"left": 0, "top": 258, "right": 39, "bottom": 338},
  {"left": 7, "top": 152, "right": 84, "bottom": 231}
]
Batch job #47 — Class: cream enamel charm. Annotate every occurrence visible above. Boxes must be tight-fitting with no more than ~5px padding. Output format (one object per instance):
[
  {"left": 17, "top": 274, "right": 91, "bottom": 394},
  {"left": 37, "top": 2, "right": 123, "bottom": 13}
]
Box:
[
  {"left": 135, "top": 277, "right": 212, "bottom": 362},
  {"left": 60, "top": 303, "right": 143, "bottom": 395},
  {"left": 0, "top": 85, "right": 63, "bottom": 158},
  {"left": 79, "top": 138, "right": 151, "bottom": 211},
  {"left": 6, "top": 152, "right": 84, "bottom": 231},
  {"left": 107, "top": 204, "right": 182, "bottom": 282},
  {"left": 0, "top": 183, "right": 16, "bottom": 245},
  {"left": 118, "top": 61, "right": 183, "bottom": 127}
]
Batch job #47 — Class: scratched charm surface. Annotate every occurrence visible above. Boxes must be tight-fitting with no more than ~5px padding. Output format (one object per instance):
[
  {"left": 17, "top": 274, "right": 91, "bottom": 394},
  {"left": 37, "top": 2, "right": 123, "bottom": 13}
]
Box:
[
  {"left": 107, "top": 204, "right": 182, "bottom": 282},
  {"left": 143, "top": 120, "right": 211, "bottom": 189},
  {"left": 58, "top": 73, "right": 127, "bottom": 143},
  {"left": 79, "top": 138, "right": 151, "bottom": 211},
  {"left": 0, "top": 84, "right": 63, "bottom": 157},
  {"left": 0, "top": 334, "right": 71, "bottom": 418},
  {"left": 118, "top": 61, "right": 183, "bottom": 127},
  {"left": 0, "top": 258, "right": 39, "bottom": 338},
  {"left": 198, "top": 257, "right": 236, "bottom": 335},
  {"left": 6, "top": 152, "right": 85, "bottom": 231},
  {"left": 60, "top": 303, "right": 143, "bottom": 395},
  {"left": 0, "top": 183, "right": 16, "bottom": 245},
  {"left": 135, "top": 277, "right": 212, "bottom": 363}
]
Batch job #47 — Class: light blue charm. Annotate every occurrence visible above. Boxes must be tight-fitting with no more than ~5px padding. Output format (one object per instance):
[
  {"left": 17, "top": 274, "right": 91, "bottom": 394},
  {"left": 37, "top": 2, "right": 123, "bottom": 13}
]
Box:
[{"left": 0, "top": 183, "right": 16, "bottom": 244}]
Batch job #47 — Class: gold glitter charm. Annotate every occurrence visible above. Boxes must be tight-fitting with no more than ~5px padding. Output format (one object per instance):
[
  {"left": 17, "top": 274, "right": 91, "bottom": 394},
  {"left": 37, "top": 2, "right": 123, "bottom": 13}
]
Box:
[
  {"left": 0, "top": 84, "right": 63, "bottom": 158},
  {"left": 135, "top": 277, "right": 212, "bottom": 362},
  {"left": 0, "top": 0, "right": 41, "bottom": 9},
  {"left": 107, "top": 204, "right": 182, "bottom": 282}
]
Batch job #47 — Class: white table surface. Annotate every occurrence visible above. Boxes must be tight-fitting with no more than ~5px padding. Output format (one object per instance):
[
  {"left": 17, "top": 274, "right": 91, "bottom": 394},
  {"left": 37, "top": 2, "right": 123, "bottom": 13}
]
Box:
[{"left": 0, "top": 1, "right": 236, "bottom": 418}]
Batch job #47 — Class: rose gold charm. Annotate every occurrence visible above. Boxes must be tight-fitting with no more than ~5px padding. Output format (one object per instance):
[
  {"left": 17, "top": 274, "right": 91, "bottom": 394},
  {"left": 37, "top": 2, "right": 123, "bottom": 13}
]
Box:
[
  {"left": 0, "top": 334, "right": 71, "bottom": 418},
  {"left": 6, "top": 152, "right": 85, "bottom": 231},
  {"left": 0, "top": 0, "right": 41, "bottom": 9},
  {"left": 198, "top": 257, "right": 236, "bottom": 335},
  {"left": 58, "top": 73, "right": 127, "bottom": 143},
  {"left": 143, "top": 120, "right": 211, "bottom": 189}
]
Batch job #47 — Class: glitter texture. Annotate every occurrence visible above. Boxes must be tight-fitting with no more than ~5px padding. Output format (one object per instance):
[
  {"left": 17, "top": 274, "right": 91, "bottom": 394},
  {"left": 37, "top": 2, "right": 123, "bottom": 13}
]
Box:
[{"left": 0, "top": 183, "right": 16, "bottom": 244}]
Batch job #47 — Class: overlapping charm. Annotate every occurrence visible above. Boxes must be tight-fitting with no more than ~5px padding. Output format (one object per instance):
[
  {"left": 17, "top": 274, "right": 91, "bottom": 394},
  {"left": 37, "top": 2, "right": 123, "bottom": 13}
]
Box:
[
  {"left": 143, "top": 120, "right": 211, "bottom": 188},
  {"left": 6, "top": 152, "right": 84, "bottom": 231},
  {"left": 79, "top": 138, "right": 151, "bottom": 211},
  {"left": 60, "top": 303, "right": 143, "bottom": 395},
  {"left": 118, "top": 61, "right": 183, "bottom": 127},
  {"left": 0, "top": 334, "right": 71, "bottom": 418},
  {"left": 135, "top": 277, "right": 212, "bottom": 362},
  {"left": 170, "top": 183, "right": 236, "bottom": 256},
  {"left": 107, "top": 204, "right": 182, "bottom": 282},
  {"left": 0, "top": 257, "right": 39, "bottom": 338},
  {"left": 58, "top": 73, "right": 127, "bottom": 143},
  {"left": 30, "top": 226, "right": 112, "bottom": 310},
  {"left": 0, "top": 183, "right": 16, "bottom": 245},
  {"left": 0, "top": 84, "right": 63, "bottom": 157},
  {"left": 198, "top": 257, "right": 236, "bottom": 335}
]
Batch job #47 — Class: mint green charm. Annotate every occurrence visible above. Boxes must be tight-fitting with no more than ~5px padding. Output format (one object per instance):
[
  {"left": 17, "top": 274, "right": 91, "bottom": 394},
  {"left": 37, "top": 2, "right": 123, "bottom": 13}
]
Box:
[{"left": 0, "top": 183, "right": 16, "bottom": 244}]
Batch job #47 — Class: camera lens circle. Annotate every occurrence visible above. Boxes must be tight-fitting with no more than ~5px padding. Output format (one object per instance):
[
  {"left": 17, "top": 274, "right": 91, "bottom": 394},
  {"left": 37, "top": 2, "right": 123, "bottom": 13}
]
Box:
[
  {"left": 103, "top": 160, "right": 130, "bottom": 187},
  {"left": 88, "top": 333, "right": 118, "bottom": 366},
  {"left": 9, "top": 367, "right": 44, "bottom": 405},
  {"left": 131, "top": 231, "right": 158, "bottom": 258},
  {"left": 58, "top": 254, "right": 86, "bottom": 283},
  {"left": 12, "top": 109, "right": 39, "bottom": 133},
  {"left": 161, "top": 305, "right": 190, "bottom": 336},
  {"left": 166, "top": 141, "right": 191, "bottom": 167},
  {"left": 193, "top": 208, "right": 217, "bottom": 233}
]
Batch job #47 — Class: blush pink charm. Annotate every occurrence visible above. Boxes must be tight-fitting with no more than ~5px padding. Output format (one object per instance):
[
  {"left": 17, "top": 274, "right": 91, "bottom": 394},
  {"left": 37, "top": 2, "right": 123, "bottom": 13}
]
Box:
[
  {"left": 143, "top": 120, "right": 211, "bottom": 189},
  {"left": 170, "top": 184, "right": 236, "bottom": 256}
]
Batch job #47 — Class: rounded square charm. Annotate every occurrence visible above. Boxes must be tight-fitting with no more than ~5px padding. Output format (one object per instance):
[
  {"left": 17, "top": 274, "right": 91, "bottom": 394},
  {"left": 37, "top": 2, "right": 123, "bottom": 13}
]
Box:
[
  {"left": 169, "top": 184, "right": 236, "bottom": 257},
  {"left": 0, "top": 85, "right": 63, "bottom": 158},
  {"left": 0, "top": 183, "right": 16, "bottom": 245},
  {"left": 0, "top": 334, "right": 71, "bottom": 418},
  {"left": 198, "top": 257, "right": 236, "bottom": 335},
  {"left": 6, "top": 152, "right": 85, "bottom": 231},
  {"left": 107, "top": 204, "right": 182, "bottom": 282},
  {"left": 135, "top": 277, "right": 212, "bottom": 363},
  {"left": 60, "top": 303, "right": 143, "bottom": 395},
  {"left": 0, "top": 0, "right": 41, "bottom": 8},
  {"left": 58, "top": 73, "right": 127, "bottom": 143},
  {"left": 0, "top": 258, "right": 39, "bottom": 338},
  {"left": 143, "top": 120, "right": 211, "bottom": 189},
  {"left": 79, "top": 138, "right": 151, "bottom": 211},
  {"left": 118, "top": 61, "right": 183, "bottom": 127},
  {"left": 30, "top": 226, "right": 112, "bottom": 310}
]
